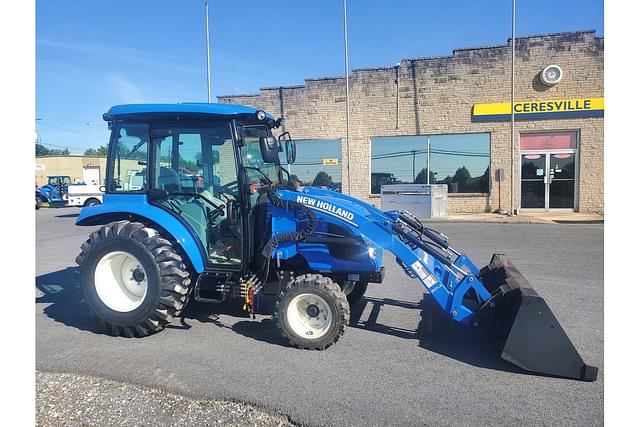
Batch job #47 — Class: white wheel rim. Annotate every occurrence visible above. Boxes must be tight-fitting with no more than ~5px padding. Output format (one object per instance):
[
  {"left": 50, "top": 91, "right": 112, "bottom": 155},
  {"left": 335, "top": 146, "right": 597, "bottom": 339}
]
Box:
[
  {"left": 94, "top": 251, "right": 148, "bottom": 312},
  {"left": 286, "top": 293, "right": 333, "bottom": 339}
]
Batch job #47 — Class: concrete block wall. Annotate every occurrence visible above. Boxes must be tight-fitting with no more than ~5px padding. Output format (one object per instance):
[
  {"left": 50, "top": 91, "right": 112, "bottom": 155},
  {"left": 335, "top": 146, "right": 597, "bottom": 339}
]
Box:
[{"left": 219, "top": 31, "right": 604, "bottom": 213}]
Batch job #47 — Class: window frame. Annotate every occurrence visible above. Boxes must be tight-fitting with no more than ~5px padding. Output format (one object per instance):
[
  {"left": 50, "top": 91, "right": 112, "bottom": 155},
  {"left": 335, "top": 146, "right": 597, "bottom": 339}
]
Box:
[
  {"left": 369, "top": 132, "right": 492, "bottom": 196},
  {"left": 105, "top": 121, "right": 151, "bottom": 194},
  {"left": 283, "top": 138, "right": 343, "bottom": 189}
]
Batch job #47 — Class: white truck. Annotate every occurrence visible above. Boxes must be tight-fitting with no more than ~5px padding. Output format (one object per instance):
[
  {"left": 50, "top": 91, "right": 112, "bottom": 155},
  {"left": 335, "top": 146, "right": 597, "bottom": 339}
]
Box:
[{"left": 67, "top": 184, "right": 103, "bottom": 207}]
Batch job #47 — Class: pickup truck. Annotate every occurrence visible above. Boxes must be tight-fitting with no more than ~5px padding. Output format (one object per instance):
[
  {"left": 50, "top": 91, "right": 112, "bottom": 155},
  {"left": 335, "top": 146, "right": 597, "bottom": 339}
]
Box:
[{"left": 67, "top": 184, "right": 103, "bottom": 207}]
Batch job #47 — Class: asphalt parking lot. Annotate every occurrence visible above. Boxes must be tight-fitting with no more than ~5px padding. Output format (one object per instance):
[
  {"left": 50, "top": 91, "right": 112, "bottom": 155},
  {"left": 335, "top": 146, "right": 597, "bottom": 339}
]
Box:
[{"left": 36, "top": 207, "right": 604, "bottom": 426}]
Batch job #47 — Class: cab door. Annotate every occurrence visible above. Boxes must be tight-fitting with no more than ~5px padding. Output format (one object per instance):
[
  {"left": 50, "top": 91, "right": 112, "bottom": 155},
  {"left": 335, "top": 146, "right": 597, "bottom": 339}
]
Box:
[{"left": 146, "top": 122, "right": 244, "bottom": 269}]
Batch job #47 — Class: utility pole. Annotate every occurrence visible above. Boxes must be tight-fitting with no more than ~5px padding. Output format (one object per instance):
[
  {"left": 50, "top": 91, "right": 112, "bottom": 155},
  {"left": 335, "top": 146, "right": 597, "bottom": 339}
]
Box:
[
  {"left": 427, "top": 136, "right": 431, "bottom": 185},
  {"left": 510, "top": 0, "right": 516, "bottom": 215},
  {"left": 412, "top": 150, "right": 416, "bottom": 182},
  {"left": 35, "top": 117, "right": 42, "bottom": 144},
  {"left": 343, "top": 0, "right": 352, "bottom": 195},
  {"left": 205, "top": 2, "right": 212, "bottom": 103}
]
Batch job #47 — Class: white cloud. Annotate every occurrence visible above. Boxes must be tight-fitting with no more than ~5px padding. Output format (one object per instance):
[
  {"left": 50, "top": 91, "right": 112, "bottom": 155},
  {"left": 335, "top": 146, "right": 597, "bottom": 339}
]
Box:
[
  {"left": 106, "top": 74, "right": 145, "bottom": 104},
  {"left": 37, "top": 38, "right": 201, "bottom": 74}
]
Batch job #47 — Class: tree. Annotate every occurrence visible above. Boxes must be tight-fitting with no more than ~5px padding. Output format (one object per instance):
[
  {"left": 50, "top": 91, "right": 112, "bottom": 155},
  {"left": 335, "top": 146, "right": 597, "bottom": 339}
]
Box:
[
  {"left": 84, "top": 145, "right": 108, "bottom": 156},
  {"left": 312, "top": 171, "right": 333, "bottom": 187},
  {"left": 414, "top": 168, "right": 438, "bottom": 185},
  {"left": 35, "top": 144, "right": 70, "bottom": 156},
  {"left": 35, "top": 144, "right": 49, "bottom": 156},
  {"left": 451, "top": 166, "right": 472, "bottom": 192}
]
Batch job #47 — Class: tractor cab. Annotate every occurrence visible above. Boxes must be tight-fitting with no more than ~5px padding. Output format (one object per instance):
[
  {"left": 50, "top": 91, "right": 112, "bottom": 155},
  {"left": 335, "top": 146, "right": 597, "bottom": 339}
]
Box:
[
  {"left": 47, "top": 175, "right": 71, "bottom": 197},
  {"left": 101, "top": 104, "right": 294, "bottom": 276}
]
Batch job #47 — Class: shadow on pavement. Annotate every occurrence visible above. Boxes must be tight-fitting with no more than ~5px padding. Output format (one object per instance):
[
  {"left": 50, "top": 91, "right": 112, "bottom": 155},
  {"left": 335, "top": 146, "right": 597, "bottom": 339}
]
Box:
[
  {"left": 553, "top": 219, "right": 604, "bottom": 224},
  {"left": 35, "top": 268, "right": 525, "bottom": 375},
  {"left": 36, "top": 267, "right": 98, "bottom": 334},
  {"left": 36, "top": 267, "right": 287, "bottom": 347},
  {"left": 54, "top": 213, "right": 80, "bottom": 218},
  {"left": 350, "top": 295, "right": 524, "bottom": 375},
  {"left": 172, "top": 296, "right": 290, "bottom": 347}
]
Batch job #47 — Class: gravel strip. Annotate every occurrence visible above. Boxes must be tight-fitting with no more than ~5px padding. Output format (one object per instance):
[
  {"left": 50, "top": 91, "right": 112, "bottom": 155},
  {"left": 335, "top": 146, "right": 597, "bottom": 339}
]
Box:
[{"left": 36, "top": 371, "right": 294, "bottom": 426}]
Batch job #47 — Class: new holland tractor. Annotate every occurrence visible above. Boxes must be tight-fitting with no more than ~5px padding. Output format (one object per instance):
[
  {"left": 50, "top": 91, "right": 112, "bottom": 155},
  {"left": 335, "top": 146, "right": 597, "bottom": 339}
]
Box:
[{"left": 75, "top": 103, "right": 597, "bottom": 381}]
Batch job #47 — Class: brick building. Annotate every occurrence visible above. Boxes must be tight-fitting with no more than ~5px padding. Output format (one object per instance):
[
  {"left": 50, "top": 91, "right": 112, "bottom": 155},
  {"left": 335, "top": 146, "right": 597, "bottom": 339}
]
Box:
[{"left": 218, "top": 30, "right": 604, "bottom": 214}]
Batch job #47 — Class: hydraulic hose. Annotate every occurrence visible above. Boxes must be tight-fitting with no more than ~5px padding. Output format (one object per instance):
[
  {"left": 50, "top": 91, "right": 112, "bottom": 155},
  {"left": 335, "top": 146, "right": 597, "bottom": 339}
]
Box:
[{"left": 260, "top": 184, "right": 317, "bottom": 259}]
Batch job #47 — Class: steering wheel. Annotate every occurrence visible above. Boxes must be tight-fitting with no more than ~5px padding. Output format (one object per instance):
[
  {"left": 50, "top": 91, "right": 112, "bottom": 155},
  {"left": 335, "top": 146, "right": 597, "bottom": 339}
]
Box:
[
  {"left": 216, "top": 181, "right": 239, "bottom": 201},
  {"left": 244, "top": 167, "right": 272, "bottom": 186}
]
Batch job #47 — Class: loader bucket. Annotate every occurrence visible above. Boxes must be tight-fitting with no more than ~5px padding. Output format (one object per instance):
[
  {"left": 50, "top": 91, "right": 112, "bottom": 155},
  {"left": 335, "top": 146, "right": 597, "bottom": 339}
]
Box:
[{"left": 477, "top": 254, "right": 598, "bottom": 381}]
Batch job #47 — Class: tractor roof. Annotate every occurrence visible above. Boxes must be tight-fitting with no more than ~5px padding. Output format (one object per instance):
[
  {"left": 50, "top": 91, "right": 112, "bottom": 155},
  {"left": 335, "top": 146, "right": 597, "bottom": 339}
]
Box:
[{"left": 103, "top": 103, "right": 275, "bottom": 122}]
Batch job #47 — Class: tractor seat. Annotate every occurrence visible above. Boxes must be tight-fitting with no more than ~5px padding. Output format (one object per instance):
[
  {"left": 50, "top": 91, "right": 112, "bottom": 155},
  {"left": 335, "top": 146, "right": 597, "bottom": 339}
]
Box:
[
  {"left": 179, "top": 198, "right": 209, "bottom": 252},
  {"left": 157, "top": 167, "right": 182, "bottom": 193}
]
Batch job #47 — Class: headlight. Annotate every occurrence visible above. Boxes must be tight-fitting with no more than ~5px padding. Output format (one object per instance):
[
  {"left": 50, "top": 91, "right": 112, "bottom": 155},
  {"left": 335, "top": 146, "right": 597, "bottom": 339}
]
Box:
[
  {"left": 368, "top": 247, "right": 377, "bottom": 259},
  {"left": 256, "top": 110, "right": 266, "bottom": 121}
]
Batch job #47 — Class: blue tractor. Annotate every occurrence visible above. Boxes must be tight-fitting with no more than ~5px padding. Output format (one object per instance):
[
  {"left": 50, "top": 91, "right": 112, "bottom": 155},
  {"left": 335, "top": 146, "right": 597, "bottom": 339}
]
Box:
[
  {"left": 36, "top": 175, "right": 71, "bottom": 209},
  {"left": 75, "top": 103, "right": 597, "bottom": 381}
]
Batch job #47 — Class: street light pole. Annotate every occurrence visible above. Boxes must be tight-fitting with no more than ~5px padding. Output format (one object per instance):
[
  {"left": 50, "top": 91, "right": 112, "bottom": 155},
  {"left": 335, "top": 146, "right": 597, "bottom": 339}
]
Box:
[
  {"left": 205, "top": 2, "right": 212, "bottom": 103},
  {"left": 343, "top": 0, "right": 352, "bottom": 196},
  {"left": 510, "top": 0, "right": 516, "bottom": 215}
]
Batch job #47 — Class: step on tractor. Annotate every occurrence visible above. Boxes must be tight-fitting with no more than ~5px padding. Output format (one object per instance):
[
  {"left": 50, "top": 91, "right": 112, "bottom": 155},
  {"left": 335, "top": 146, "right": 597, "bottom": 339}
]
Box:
[{"left": 75, "top": 103, "right": 597, "bottom": 381}]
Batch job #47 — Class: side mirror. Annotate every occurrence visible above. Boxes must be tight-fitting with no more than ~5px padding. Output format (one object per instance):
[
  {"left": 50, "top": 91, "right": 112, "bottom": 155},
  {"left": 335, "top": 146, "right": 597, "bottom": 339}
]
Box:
[
  {"left": 278, "top": 132, "right": 296, "bottom": 164},
  {"left": 259, "top": 136, "right": 279, "bottom": 163},
  {"left": 285, "top": 140, "right": 296, "bottom": 164}
]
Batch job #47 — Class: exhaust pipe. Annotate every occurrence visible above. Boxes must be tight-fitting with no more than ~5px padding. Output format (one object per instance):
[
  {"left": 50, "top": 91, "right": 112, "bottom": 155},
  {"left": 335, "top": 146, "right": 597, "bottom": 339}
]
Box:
[{"left": 477, "top": 254, "right": 598, "bottom": 381}]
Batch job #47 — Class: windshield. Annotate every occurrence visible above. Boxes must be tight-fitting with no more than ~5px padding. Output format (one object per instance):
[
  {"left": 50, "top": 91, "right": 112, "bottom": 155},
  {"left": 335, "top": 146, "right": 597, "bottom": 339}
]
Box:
[{"left": 239, "top": 126, "right": 281, "bottom": 184}]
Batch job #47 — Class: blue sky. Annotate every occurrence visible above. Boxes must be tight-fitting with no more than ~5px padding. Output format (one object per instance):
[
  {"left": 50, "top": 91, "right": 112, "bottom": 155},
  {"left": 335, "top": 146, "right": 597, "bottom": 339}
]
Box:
[{"left": 36, "top": 0, "right": 603, "bottom": 154}]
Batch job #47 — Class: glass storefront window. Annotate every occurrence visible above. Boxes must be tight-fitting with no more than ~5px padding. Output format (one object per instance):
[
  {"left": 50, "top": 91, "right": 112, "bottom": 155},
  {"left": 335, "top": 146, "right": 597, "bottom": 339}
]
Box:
[
  {"left": 520, "top": 131, "right": 577, "bottom": 151},
  {"left": 282, "top": 139, "right": 342, "bottom": 191},
  {"left": 370, "top": 133, "right": 490, "bottom": 194}
]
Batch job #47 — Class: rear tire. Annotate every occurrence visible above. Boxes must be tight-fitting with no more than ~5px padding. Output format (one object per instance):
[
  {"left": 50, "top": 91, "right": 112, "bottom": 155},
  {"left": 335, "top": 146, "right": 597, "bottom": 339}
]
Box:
[
  {"left": 36, "top": 197, "right": 41, "bottom": 210},
  {"left": 275, "top": 274, "right": 349, "bottom": 350},
  {"left": 76, "top": 220, "right": 192, "bottom": 337}
]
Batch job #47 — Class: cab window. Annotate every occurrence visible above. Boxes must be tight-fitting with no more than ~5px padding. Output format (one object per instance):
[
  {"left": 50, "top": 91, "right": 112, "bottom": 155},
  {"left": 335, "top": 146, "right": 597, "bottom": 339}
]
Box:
[{"left": 108, "top": 123, "right": 149, "bottom": 192}]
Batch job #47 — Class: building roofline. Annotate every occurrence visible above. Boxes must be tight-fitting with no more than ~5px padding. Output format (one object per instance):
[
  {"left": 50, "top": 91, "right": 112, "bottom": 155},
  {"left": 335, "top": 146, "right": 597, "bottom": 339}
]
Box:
[{"left": 217, "top": 30, "right": 601, "bottom": 100}]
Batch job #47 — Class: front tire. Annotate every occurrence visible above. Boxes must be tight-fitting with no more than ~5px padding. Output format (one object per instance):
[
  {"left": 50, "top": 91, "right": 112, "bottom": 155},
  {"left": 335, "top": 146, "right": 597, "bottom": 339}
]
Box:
[
  {"left": 36, "top": 197, "right": 41, "bottom": 210},
  {"left": 275, "top": 274, "right": 349, "bottom": 350},
  {"left": 76, "top": 220, "right": 192, "bottom": 337}
]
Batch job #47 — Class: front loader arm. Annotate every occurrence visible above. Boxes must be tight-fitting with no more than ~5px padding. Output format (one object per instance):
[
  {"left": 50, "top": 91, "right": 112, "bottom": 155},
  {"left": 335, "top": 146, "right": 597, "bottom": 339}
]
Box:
[
  {"left": 272, "top": 188, "right": 492, "bottom": 324},
  {"left": 269, "top": 187, "right": 597, "bottom": 381},
  {"left": 359, "top": 209, "right": 492, "bottom": 324}
]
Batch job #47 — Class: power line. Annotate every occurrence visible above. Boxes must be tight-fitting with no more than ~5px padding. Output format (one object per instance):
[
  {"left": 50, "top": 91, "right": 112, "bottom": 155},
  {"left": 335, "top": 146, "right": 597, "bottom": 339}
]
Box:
[
  {"left": 296, "top": 148, "right": 489, "bottom": 165},
  {"left": 38, "top": 123, "right": 106, "bottom": 140},
  {"left": 40, "top": 142, "right": 93, "bottom": 151}
]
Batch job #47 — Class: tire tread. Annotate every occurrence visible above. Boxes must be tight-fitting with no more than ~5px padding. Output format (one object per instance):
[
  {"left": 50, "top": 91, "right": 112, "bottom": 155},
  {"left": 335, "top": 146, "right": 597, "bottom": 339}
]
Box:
[
  {"left": 76, "top": 220, "right": 193, "bottom": 338},
  {"left": 274, "top": 273, "right": 349, "bottom": 350}
]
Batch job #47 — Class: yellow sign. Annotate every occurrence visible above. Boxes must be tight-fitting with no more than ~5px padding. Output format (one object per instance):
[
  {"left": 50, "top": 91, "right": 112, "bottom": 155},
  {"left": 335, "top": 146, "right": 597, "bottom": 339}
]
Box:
[
  {"left": 323, "top": 158, "right": 339, "bottom": 166},
  {"left": 473, "top": 97, "right": 604, "bottom": 121}
]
